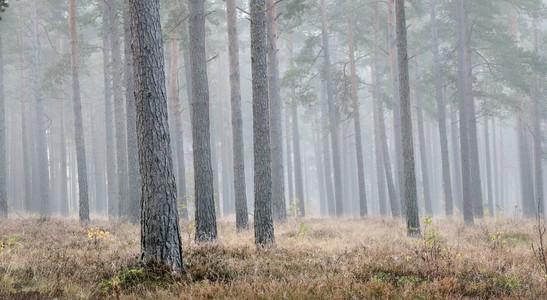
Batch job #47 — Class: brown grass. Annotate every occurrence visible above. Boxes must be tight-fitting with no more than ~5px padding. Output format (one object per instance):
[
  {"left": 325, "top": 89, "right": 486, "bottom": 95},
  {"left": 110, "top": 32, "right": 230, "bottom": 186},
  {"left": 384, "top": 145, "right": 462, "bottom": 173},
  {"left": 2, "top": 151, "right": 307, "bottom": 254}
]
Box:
[{"left": 0, "top": 216, "right": 545, "bottom": 299}]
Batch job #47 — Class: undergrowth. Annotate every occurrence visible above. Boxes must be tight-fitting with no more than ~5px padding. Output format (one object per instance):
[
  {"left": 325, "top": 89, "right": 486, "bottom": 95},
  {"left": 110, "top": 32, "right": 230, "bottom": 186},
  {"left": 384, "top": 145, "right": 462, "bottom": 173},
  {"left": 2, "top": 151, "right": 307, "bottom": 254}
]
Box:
[{"left": 0, "top": 217, "right": 545, "bottom": 299}]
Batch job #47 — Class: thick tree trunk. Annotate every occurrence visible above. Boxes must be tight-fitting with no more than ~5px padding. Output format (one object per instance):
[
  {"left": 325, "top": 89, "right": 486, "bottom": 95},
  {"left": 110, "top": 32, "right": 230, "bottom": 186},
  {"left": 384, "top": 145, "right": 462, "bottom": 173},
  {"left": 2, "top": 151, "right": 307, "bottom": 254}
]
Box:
[
  {"left": 346, "top": 0, "right": 367, "bottom": 217},
  {"left": 102, "top": 0, "right": 118, "bottom": 219},
  {"left": 266, "top": 0, "right": 286, "bottom": 222},
  {"left": 32, "top": 0, "right": 50, "bottom": 216},
  {"left": 450, "top": 103, "right": 463, "bottom": 211},
  {"left": 226, "top": 0, "right": 248, "bottom": 230},
  {"left": 251, "top": 0, "right": 275, "bottom": 246},
  {"left": 69, "top": 0, "right": 90, "bottom": 222},
  {"left": 396, "top": 0, "right": 420, "bottom": 236},
  {"left": 457, "top": 0, "right": 473, "bottom": 225},
  {"left": 430, "top": 0, "right": 453, "bottom": 216},
  {"left": 57, "top": 36, "right": 69, "bottom": 217},
  {"left": 320, "top": 0, "right": 344, "bottom": 216},
  {"left": 188, "top": 0, "right": 218, "bottom": 242},
  {"left": 123, "top": 7, "right": 141, "bottom": 224},
  {"left": 0, "top": 26, "right": 5, "bottom": 218},
  {"left": 129, "top": 0, "right": 184, "bottom": 272},
  {"left": 109, "top": 0, "right": 129, "bottom": 219}
]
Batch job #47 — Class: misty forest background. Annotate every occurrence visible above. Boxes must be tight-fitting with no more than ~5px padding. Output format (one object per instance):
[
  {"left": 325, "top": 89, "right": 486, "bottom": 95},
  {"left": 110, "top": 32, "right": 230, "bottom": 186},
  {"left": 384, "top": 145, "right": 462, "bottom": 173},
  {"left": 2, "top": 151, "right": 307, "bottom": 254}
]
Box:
[{"left": 0, "top": 0, "right": 546, "bottom": 228}]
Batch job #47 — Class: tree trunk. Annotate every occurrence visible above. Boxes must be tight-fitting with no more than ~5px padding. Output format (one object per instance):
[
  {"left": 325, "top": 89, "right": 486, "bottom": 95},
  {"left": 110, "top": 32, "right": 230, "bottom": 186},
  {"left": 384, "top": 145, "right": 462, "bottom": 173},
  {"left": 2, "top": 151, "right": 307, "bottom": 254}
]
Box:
[
  {"left": 129, "top": 0, "right": 184, "bottom": 272},
  {"left": 109, "top": 0, "right": 129, "bottom": 219},
  {"left": 457, "top": 0, "right": 473, "bottom": 225},
  {"left": 123, "top": 6, "right": 141, "bottom": 224},
  {"left": 320, "top": 0, "right": 344, "bottom": 216},
  {"left": 251, "top": 0, "right": 275, "bottom": 246},
  {"left": 266, "top": 0, "right": 286, "bottom": 222},
  {"left": 57, "top": 36, "right": 69, "bottom": 217},
  {"left": 0, "top": 26, "right": 5, "bottom": 218},
  {"left": 396, "top": 0, "right": 420, "bottom": 236},
  {"left": 226, "top": 0, "right": 248, "bottom": 230},
  {"left": 313, "top": 119, "right": 327, "bottom": 215},
  {"left": 491, "top": 118, "right": 499, "bottom": 214},
  {"left": 188, "top": 0, "right": 217, "bottom": 242},
  {"left": 32, "top": 0, "right": 50, "bottom": 216},
  {"left": 430, "top": 0, "right": 453, "bottom": 216},
  {"left": 292, "top": 103, "right": 305, "bottom": 217},
  {"left": 102, "top": 0, "right": 118, "bottom": 219},
  {"left": 417, "top": 95, "right": 432, "bottom": 216},
  {"left": 373, "top": 3, "right": 399, "bottom": 217},
  {"left": 284, "top": 108, "right": 294, "bottom": 215},
  {"left": 388, "top": 0, "right": 404, "bottom": 215},
  {"left": 483, "top": 116, "right": 494, "bottom": 216},
  {"left": 68, "top": 0, "right": 89, "bottom": 222},
  {"left": 320, "top": 80, "right": 335, "bottom": 216},
  {"left": 346, "top": 0, "right": 367, "bottom": 217},
  {"left": 167, "top": 6, "right": 188, "bottom": 221},
  {"left": 532, "top": 18, "right": 544, "bottom": 216},
  {"left": 450, "top": 102, "right": 463, "bottom": 211}
]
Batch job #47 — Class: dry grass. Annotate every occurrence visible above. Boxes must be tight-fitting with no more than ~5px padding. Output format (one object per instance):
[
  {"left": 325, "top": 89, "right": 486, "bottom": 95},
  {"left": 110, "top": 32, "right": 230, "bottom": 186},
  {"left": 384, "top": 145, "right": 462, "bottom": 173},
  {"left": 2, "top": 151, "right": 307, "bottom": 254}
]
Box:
[{"left": 0, "top": 216, "right": 546, "bottom": 299}]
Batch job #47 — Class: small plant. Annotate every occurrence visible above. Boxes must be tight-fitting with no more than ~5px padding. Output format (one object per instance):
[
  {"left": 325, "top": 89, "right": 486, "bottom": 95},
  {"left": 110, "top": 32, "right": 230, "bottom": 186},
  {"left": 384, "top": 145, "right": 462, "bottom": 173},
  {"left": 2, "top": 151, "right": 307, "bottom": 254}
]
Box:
[
  {"left": 87, "top": 227, "right": 112, "bottom": 245},
  {"left": 298, "top": 222, "right": 310, "bottom": 236},
  {"left": 532, "top": 212, "right": 547, "bottom": 284}
]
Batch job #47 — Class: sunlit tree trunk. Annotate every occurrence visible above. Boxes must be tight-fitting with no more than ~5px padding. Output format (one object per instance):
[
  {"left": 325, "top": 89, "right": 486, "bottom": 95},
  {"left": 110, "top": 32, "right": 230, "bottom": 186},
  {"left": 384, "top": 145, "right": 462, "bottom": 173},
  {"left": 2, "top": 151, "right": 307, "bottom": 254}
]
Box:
[
  {"left": 69, "top": 0, "right": 90, "bottom": 222},
  {"left": 251, "top": 0, "right": 275, "bottom": 246},
  {"left": 56, "top": 35, "right": 69, "bottom": 217},
  {"left": 226, "top": 0, "right": 248, "bottom": 230},
  {"left": 189, "top": 0, "right": 217, "bottom": 242},
  {"left": 129, "top": 0, "right": 184, "bottom": 272}
]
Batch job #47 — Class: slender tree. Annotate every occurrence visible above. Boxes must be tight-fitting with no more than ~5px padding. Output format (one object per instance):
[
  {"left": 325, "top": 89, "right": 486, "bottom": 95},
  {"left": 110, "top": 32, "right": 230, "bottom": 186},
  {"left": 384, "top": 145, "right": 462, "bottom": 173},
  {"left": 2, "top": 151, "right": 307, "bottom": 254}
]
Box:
[
  {"left": 266, "top": 0, "right": 286, "bottom": 222},
  {"left": 129, "top": 0, "right": 184, "bottom": 271},
  {"left": 320, "top": 0, "right": 344, "bottom": 216},
  {"left": 68, "top": 0, "right": 90, "bottom": 222},
  {"left": 346, "top": 0, "right": 368, "bottom": 217},
  {"left": 0, "top": 24, "right": 5, "bottom": 218},
  {"left": 430, "top": 0, "right": 453, "bottom": 216},
  {"left": 396, "top": 0, "right": 420, "bottom": 236},
  {"left": 189, "top": 0, "right": 217, "bottom": 242},
  {"left": 226, "top": 0, "right": 249, "bottom": 231},
  {"left": 251, "top": 0, "right": 275, "bottom": 246}
]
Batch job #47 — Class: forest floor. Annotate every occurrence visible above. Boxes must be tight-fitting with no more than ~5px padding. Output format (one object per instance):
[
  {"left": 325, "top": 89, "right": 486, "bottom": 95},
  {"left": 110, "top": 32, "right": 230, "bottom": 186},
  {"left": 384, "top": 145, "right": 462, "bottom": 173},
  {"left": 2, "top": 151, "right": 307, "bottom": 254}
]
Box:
[{"left": 1, "top": 216, "right": 546, "bottom": 299}]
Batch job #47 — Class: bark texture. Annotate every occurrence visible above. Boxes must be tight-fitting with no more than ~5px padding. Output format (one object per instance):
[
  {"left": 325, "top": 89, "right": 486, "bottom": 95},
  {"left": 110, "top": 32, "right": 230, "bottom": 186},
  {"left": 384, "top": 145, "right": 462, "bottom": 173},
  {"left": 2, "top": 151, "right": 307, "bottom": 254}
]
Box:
[
  {"left": 0, "top": 26, "right": 5, "bottom": 218},
  {"left": 129, "top": 0, "right": 184, "bottom": 272},
  {"left": 396, "top": 0, "right": 420, "bottom": 236},
  {"left": 266, "top": 0, "right": 286, "bottom": 222},
  {"left": 226, "top": 0, "right": 249, "bottom": 231},
  {"left": 251, "top": 0, "right": 275, "bottom": 246},
  {"left": 188, "top": 0, "right": 217, "bottom": 242},
  {"left": 124, "top": 7, "right": 141, "bottom": 224},
  {"left": 69, "top": 0, "right": 90, "bottom": 222}
]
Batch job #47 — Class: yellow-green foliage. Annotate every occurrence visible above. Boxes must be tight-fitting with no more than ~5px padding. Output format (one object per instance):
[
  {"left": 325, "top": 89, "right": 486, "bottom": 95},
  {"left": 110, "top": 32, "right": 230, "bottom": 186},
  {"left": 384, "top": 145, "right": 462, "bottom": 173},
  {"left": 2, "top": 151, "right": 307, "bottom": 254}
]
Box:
[{"left": 0, "top": 217, "right": 546, "bottom": 299}]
